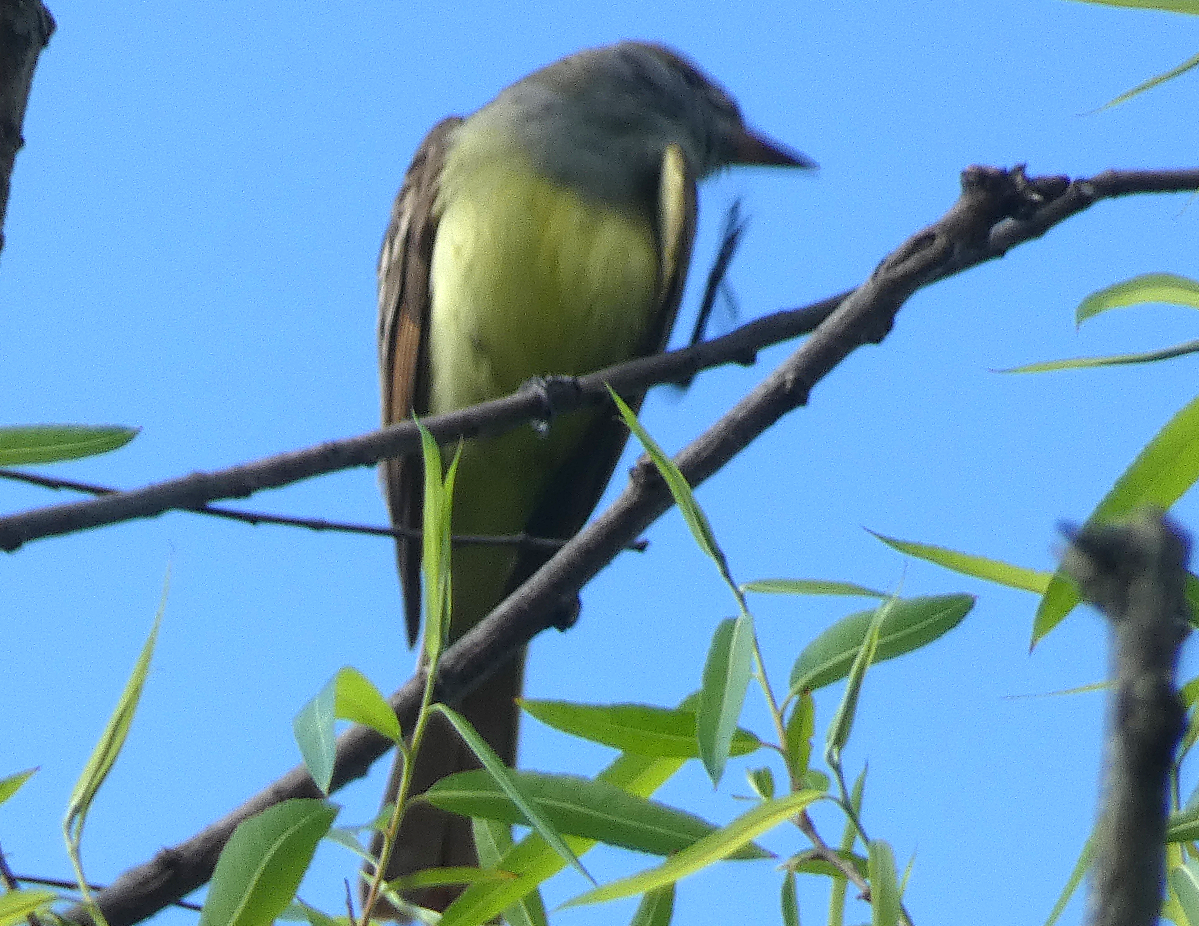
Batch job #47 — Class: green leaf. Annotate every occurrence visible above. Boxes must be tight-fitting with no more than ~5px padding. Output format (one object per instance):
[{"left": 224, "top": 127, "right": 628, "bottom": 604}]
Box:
[
  {"left": 630, "top": 885, "right": 675, "bottom": 926},
  {"left": 294, "top": 667, "right": 400, "bottom": 796},
  {"left": 418, "top": 420, "right": 452, "bottom": 662},
  {"left": 784, "top": 692, "right": 815, "bottom": 781},
  {"left": 0, "top": 767, "right": 37, "bottom": 806},
  {"left": 1041, "top": 833, "right": 1093, "bottom": 926},
  {"left": 564, "top": 790, "right": 819, "bottom": 907},
  {"left": 0, "top": 889, "right": 57, "bottom": 926},
  {"left": 609, "top": 389, "right": 722, "bottom": 571},
  {"left": 293, "top": 682, "right": 337, "bottom": 794},
  {"left": 1173, "top": 860, "right": 1199, "bottom": 925},
  {"left": 432, "top": 705, "right": 592, "bottom": 884},
  {"left": 65, "top": 581, "right": 165, "bottom": 848},
  {"left": 870, "top": 532, "right": 1049, "bottom": 593},
  {"left": 746, "top": 766, "right": 775, "bottom": 800},
  {"left": 1000, "top": 340, "right": 1199, "bottom": 374},
  {"left": 0, "top": 424, "right": 138, "bottom": 465},
  {"left": 790, "top": 595, "right": 973, "bottom": 694},
  {"left": 781, "top": 871, "right": 799, "bottom": 926},
  {"left": 1067, "top": 0, "right": 1199, "bottom": 12},
  {"left": 743, "top": 578, "right": 887, "bottom": 598},
  {"left": 278, "top": 900, "right": 344, "bottom": 926},
  {"left": 199, "top": 799, "right": 337, "bottom": 926},
  {"left": 1169, "top": 803, "right": 1199, "bottom": 842},
  {"left": 697, "top": 616, "right": 755, "bottom": 785},
  {"left": 518, "top": 700, "right": 761, "bottom": 758},
  {"left": 826, "top": 602, "right": 885, "bottom": 763},
  {"left": 439, "top": 749, "right": 690, "bottom": 926},
  {"left": 1099, "top": 47, "right": 1199, "bottom": 108},
  {"left": 1034, "top": 394, "right": 1199, "bottom": 644},
  {"left": 1077, "top": 273, "right": 1199, "bottom": 324},
  {"left": 868, "top": 840, "right": 901, "bottom": 926},
  {"left": 472, "top": 818, "right": 547, "bottom": 926},
  {"left": 425, "top": 770, "right": 768, "bottom": 860},
  {"left": 329, "top": 667, "right": 401, "bottom": 742}
]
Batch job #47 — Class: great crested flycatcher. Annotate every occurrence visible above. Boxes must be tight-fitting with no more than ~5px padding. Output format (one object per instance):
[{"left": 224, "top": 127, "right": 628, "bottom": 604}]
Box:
[{"left": 373, "top": 40, "right": 812, "bottom": 914}]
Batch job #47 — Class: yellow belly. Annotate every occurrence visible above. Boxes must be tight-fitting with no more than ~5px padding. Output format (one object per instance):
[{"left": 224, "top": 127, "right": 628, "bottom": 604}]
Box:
[{"left": 427, "top": 156, "right": 659, "bottom": 635}]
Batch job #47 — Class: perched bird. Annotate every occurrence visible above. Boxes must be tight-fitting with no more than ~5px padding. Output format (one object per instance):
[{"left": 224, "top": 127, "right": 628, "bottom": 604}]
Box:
[{"left": 373, "top": 40, "right": 812, "bottom": 915}]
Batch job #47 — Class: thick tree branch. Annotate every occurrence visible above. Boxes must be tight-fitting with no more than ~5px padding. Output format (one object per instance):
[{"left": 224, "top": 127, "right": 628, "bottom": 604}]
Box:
[
  {"left": 0, "top": 0, "right": 53, "bottom": 257},
  {"left": 57, "top": 163, "right": 1199, "bottom": 926},
  {"left": 1063, "top": 510, "right": 1192, "bottom": 926},
  {"left": 3, "top": 165, "right": 1199, "bottom": 554}
]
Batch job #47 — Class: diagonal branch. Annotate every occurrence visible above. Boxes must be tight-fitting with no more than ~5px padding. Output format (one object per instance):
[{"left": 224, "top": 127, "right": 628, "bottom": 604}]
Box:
[
  {"left": 57, "top": 163, "right": 1199, "bottom": 926},
  {"left": 3, "top": 165, "right": 1199, "bottom": 555}
]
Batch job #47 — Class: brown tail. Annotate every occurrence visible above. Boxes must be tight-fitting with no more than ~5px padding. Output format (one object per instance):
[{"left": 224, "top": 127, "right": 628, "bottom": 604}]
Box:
[{"left": 367, "top": 650, "right": 524, "bottom": 918}]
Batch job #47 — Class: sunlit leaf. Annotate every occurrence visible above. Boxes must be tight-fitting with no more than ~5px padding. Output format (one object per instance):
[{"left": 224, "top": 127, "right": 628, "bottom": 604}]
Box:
[
  {"left": 425, "top": 770, "right": 768, "bottom": 859},
  {"left": 564, "top": 790, "right": 819, "bottom": 907},
  {"left": 198, "top": 799, "right": 337, "bottom": 926},
  {"left": 0, "top": 424, "right": 138, "bottom": 465},
  {"left": 790, "top": 595, "right": 973, "bottom": 693},
  {"left": 518, "top": 700, "right": 761, "bottom": 758}
]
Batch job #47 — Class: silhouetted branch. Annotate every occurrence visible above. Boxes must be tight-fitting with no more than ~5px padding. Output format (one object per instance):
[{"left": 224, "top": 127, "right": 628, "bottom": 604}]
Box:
[
  {"left": 4, "top": 165, "right": 1199, "bottom": 556},
  {"left": 1063, "top": 510, "right": 1191, "bottom": 926}
]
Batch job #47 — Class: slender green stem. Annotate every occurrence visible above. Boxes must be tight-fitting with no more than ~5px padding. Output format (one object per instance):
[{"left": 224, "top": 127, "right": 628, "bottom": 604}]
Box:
[{"left": 358, "top": 658, "right": 440, "bottom": 926}]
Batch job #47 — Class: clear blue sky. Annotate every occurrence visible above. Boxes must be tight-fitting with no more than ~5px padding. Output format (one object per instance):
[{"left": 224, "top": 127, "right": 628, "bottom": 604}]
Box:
[{"left": 3, "top": 3, "right": 1198, "bottom": 926}]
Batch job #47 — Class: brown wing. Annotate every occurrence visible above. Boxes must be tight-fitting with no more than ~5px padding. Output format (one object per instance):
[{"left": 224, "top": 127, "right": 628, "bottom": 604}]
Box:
[
  {"left": 509, "top": 143, "right": 699, "bottom": 588},
  {"left": 378, "top": 116, "right": 463, "bottom": 646}
]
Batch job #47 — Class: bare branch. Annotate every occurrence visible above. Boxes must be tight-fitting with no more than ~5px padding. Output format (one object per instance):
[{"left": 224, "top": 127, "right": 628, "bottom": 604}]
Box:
[
  {"left": 2, "top": 165, "right": 1198, "bottom": 555},
  {"left": 1062, "top": 510, "right": 1192, "bottom": 926},
  {"left": 0, "top": 0, "right": 53, "bottom": 256}
]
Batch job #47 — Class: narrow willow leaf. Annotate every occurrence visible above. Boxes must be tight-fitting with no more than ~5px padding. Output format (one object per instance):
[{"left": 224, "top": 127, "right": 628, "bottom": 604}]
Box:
[
  {"left": 388, "top": 866, "right": 515, "bottom": 891},
  {"left": 1034, "top": 394, "right": 1199, "bottom": 644},
  {"left": 630, "top": 885, "right": 675, "bottom": 926},
  {"left": 781, "top": 872, "right": 799, "bottom": 926},
  {"left": 293, "top": 681, "right": 337, "bottom": 794},
  {"left": 1000, "top": 340, "right": 1199, "bottom": 374},
  {"left": 609, "top": 389, "right": 722, "bottom": 568},
  {"left": 0, "top": 424, "right": 138, "bottom": 465},
  {"left": 1099, "top": 47, "right": 1199, "bottom": 108},
  {"left": 784, "top": 693, "right": 816, "bottom": 781},
  {"left": 425, "top": 770, "right": 768, "bottom": 860},
  {"left": 1172, "top": 860, "right": 1199, "bottom": 925},
  {"left": 1068, "top": 0, "right": 1199, "bottom": 13},
  {"left": 746, "top": 767, "right": 774, "bottom": 800},
  {"left": 433, "top": 705, "right": 591, "bottom": 884},
  {"left": 472, "top": 818, "right": 547, "bottom": 926},
  {"left": 1169, "top": 803, "right": 1199, "bottom": 842},
  {"left": 790, "top": 595, "right": 973, "bottom": 694},
  {"left": 786, "top": 849, "right": 868, "bottom": 879},
  {"left": 870, "top": 532, "right": 1049, "bottom": 593},
  {"left": 198, "top": 799, "right": 337, "bottom": 926},
  {"left": 331, "top": 667, "right": 401, "bottom": 742},
  {"left": 518, "top": 700, "right": 761, "bottom": 758},
  {"left": 1041, "top": 834, "right": 1093, "bottom": 926},
  {"left": 698, "top": 616, "right": 755, "bottom": 785},
  {"left": 440, "top": 752, "right": 690, "bottom": 926},
  {"left": 868, "top": 840, "right": 900, "bottom": 926},
  {"left": 0, "top": 768, "right": 36, "bottom": 806},
  {"left": 65, "top": 583, "right": 165, "bottom": 847},
  {"left": 1165, "top": 842, "right": 1191, "bottom": 926},
  {"left": 0, "top": 889, "right": 56, "bottom": 926},
  {"left": 743, "top": 578, "right": 887, "bottom": 598},
  {"left": 826, "top": 603, "right": 885, "bottom": 763},
  {"left": 1077, "top": 273, "right": 1199, "bottom": 324},
  {"left": 564, "top": 790, "right": 819, "bottom": 908},
  {"left": 418, "top": 420, "right": 449, "bottom": 663},
  {"left": 294, "top": 668, "right": 399, "bottom": 795},
  {"left": 278, "top": 899, "right": 341, "bottom": 926}
]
